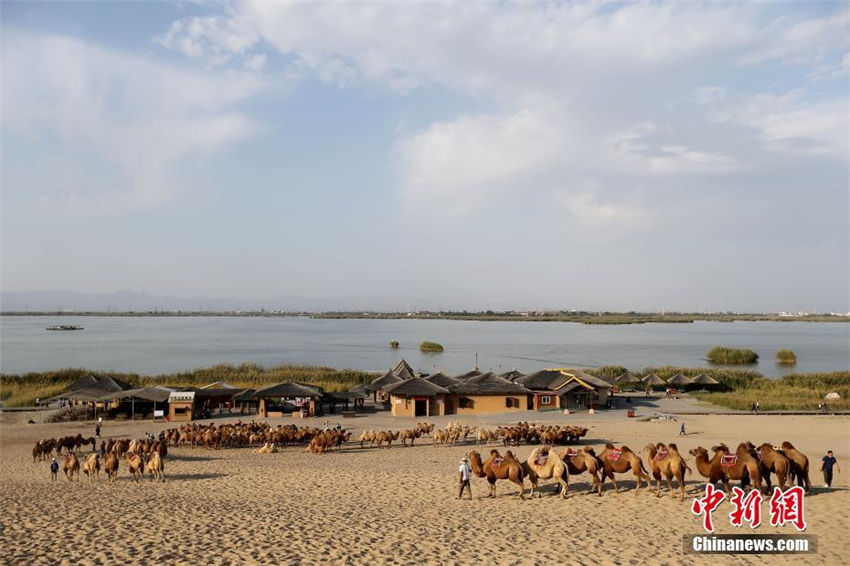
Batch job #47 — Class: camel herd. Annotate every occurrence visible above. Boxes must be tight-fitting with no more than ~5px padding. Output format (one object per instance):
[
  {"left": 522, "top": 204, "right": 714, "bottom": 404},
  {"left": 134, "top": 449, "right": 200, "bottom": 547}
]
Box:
[
  {"left": 32, "top": 419, "right": 812, "bottom": 504},
  {"left": 464, "top": 439, "right": 812, "bottom": 501},
  {"left": 357, "top": 422, "right": 590, "bottom": 450},
  {"left": 34, "top": 434, "right": 167, "bottom": 483}
]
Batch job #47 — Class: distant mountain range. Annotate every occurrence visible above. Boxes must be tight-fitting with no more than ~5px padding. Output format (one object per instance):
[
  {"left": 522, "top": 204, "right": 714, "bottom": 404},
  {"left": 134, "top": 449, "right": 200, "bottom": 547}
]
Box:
[{"left": 0, "top": 290, "right": 438, "bottom": 313}]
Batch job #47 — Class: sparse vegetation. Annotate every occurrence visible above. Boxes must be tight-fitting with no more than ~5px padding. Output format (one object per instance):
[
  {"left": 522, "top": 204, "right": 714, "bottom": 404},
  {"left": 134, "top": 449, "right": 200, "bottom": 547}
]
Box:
[
  {"left": 419, "top": 341, "right": 444, "bottom": 353},
  {"left": 706, "top": 346, "right": 759, "bottom": 364},
  {"left": 390, "top": 340, "right": 399, "bottom": 349},
  {"left": 776, "top": 349, "right": 797, "bottom": 365},
  {"left": 690, "top": 371, "right": 850, "bottom": 411},
  {"left": 0, "top": 364, "right": 379, "bottom": 407}
]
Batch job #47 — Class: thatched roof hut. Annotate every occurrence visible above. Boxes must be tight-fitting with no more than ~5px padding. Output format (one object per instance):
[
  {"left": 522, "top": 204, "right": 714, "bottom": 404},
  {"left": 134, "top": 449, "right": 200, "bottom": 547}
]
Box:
[
  {"left": 392, "top": 359, "right": 416, "bottom": 379},
  {"left": 454, "top": 370, "right": 483, "bottom": 381},
  {"left": 365, "top": 370, "right": 405, "bottom": 392},
  {"left": 667, "top": 373, "right": 692, "bottom": 386},
  {"left": 517, "top": 368, "right": 598, "bottom": 390},
  {"left": 448, "top": 372, "right": 530, "bottom": 395},
  {"left": 615, "top": 372, "right": 641, "bottom": 385},
  {"left": 253, "top": 382, "right": 322, "bottom": 399},
  {"left": 424, "top": 372, "right": 462, "bottom": 389},
  {"left": 384, "top": 378, "right": 449, "bottom": 397},
  {"left": 690, "top": 374, "right": 720, "bottom": 385},
  {"left": 641, "top": 374, "right": 667, "bottom": 386},
  {"left": 500, "top": 369, "right": 526, "bottom": 382},
  {"left": 98, "top": 385, "right": 174, "bottom": 403}
]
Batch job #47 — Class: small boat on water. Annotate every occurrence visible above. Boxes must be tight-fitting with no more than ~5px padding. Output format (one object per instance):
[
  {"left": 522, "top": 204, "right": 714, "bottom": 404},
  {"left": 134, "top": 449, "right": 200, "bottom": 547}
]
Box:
[{"left": 46, "top": 325, "right": 85, "bottom": 331}]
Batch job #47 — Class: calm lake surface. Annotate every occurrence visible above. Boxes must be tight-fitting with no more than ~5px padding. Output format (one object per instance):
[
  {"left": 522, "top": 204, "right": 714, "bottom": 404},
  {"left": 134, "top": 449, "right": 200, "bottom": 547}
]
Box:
[{"left": 0, "top": 317, "right": 847, "bottom": 377}]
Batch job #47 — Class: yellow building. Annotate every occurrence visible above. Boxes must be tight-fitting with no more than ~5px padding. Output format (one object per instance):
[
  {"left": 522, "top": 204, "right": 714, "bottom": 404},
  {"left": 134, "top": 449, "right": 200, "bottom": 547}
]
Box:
[
  {"left": 386, "top": 378, "right": 449, "bottom": 417},
  {"left": 445, "top": 372, "right": 530, "bottom": 415}
]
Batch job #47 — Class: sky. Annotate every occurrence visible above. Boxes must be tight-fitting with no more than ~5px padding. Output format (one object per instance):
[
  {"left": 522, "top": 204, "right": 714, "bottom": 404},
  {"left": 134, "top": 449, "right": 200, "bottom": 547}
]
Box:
[{"left": 1, "top": 1, "right": 848, "bottom": 312}]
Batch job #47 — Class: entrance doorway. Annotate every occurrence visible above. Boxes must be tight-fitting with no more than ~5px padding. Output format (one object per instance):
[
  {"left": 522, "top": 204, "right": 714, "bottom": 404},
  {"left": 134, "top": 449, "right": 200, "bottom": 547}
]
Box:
[{"left": 414, "top": 399, "right": 428, "bottom": 417}]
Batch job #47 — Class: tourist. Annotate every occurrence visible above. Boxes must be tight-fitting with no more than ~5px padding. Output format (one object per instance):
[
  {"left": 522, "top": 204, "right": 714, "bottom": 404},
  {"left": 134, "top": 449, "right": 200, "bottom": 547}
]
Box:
[
  {"left": 323, "top": 420, "right": 329, "bottom": 431},
  {"left": 679, "top": 423, "right": 686, "bottom": 436},
  {"left": 751, "top": 402, "right": 756, "bottom": 413},
  {"left": 95, "top": 422, "right": 101, "bottom": 438},
  {"left": 755, "top": 401, "right": 760, "bottom": 413},
  {"left": 821, "top": 450, "right": 840, "bottom": 488},
  {"left": 457, "top": 457, "right": 472, "bottom": 500},
  {"left": 50, "top": 458, "right": 58, "bottom": 483}
]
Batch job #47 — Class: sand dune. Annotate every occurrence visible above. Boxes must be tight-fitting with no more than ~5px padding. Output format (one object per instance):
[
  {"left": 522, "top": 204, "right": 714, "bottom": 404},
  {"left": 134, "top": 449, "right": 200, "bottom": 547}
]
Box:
[{"left": 1, "top": 410, "right": 847, "bottom": 565}]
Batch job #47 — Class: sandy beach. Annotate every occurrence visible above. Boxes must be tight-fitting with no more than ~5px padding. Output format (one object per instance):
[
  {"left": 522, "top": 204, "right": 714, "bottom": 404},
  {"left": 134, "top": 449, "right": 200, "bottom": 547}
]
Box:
[{"left": 2, "top": 400, "right": 848, "bottom": 566}]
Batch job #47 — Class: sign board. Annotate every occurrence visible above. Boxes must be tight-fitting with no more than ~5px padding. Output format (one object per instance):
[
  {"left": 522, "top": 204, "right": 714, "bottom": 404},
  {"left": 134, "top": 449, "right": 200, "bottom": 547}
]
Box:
[
  {"left": 153, "top": 410, "right": 164, "bottom": 418},
  {"left": 169, "top": 391, "right": 195, "bottom": 402}
]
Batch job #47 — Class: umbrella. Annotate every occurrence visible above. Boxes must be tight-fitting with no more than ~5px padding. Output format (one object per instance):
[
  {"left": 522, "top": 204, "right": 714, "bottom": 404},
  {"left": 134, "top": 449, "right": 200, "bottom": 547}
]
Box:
[
  {"left": 690, "top": 374, "right": 720, "bottom": 385},
  {"left": 825, "top": 392, "right": 841, "bottom": 401},
  {"left": 615, "top": 372, "right": 640, "bottom": 385},
  {"left": 642, "top": 373, "right": 666, "bottom": 386},
  {"left": 667, "top": 373, "right": 692, "bottom": 386}
]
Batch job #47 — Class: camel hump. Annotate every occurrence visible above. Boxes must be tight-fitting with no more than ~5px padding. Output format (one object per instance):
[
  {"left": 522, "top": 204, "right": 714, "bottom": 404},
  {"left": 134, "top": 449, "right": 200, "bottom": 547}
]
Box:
[
  {"left": 620, "top": 445, "right": 633, "bottom": 453},
  {"left": 604, "top": 443, "right": 615, "bottom": 450},
  {"left": 781, "top": 441, "right": 795, "bottom": 450},
  {"left": 667, "top": 443, "right": 678, "bottom": 452}
]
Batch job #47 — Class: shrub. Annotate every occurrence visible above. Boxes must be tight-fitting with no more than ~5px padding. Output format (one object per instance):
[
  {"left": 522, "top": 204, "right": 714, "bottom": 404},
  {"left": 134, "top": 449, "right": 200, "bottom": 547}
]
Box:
[
  {"left": 776, "top": 349, "right": 797, "bottom": 364},
  {"left": 706, "top": 346, "right": 759, "bottom": 364},
  {"left": 419, "top": 341, "right": 444, "bottom": 353},
  {"left": 390, "top": 340, "right": 399, "bottom": 349}
]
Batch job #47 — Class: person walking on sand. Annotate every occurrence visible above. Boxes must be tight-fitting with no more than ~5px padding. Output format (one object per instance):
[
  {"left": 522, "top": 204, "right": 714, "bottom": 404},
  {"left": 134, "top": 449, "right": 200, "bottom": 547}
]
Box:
[
  {"left": 50, "top": 458, "right": 59, "bottom": 483},
  {"left": 822, "top": 450, "right": 840, "bottom": 488},
  {"left": 95, "top": 422, "right": 101, "bottom": 438},
  {"left": 755, "top": 401, "right": 760, "bottom": 413},
  {"left": 679, "top": 422, "right": 686, "bottom": 436},
  {"left": 458, "top": 457, "right": 472, "bottom": 500}
]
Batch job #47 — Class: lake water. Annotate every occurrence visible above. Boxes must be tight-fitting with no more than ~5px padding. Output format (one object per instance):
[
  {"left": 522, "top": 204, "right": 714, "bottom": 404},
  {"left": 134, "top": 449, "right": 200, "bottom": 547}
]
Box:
[{"left": 1, "top": 316, "right": 847, "bottom": 377}]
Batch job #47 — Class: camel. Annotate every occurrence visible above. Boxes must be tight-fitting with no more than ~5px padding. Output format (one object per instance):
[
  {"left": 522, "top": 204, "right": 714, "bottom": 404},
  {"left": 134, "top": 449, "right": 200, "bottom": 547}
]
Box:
[
  {"left": 359, "top": 430, "right": 376, "bottom": 448},
  {"left": 779, "top": 441, "right": 810, "bottom": 493},
  {"left": 103, "top": 452, "right": 119, "bottom": 482},
  {"left": 63, "top": 453, "right": 80, "bottom": 481},
  {"left": 689, "top": 445, "right": 762, "bottom": 493},
  {"left": 146, "top": 452, "right": 165, "bottom": 482},
  {"left": 255, "top": 442, "right": 278, "bottom": 454},
  {"left": 526, "top": 446, "right": 569, "bottom": 498},
  {"left": 375, "top": 431, "right": 400, "bottom": 449},
  {"left": 33, "top": 439, "right": 55, "bottom": 462},
  {"left": 645, "top": 443, "right": 691, "bottom": 501},
  {"left": 432, "top": 429, "right": 450, "bottom": 446},
  {"left": 467, "top": 449, "right": 529, "bottom": 499},
  {"left": 560, "top": 446, "right": 604, "bottom": 495},
  {"left": 126, "top": 452, "right": 145, "bottom": 482},
  {"left": 598, "top": 444, "right": 650, "bottom": 493},
  {"left": 400, "top": 429, "right": 422, "bottom": 447},
  {"left": 744, "top": 442, "right": 790, "bottom": 490},
  {"left": 476, "top": 428, "right": 498, "bottom": 446},
  {"left": 82, "top": 454, "right": 100, "bottom": 482}
]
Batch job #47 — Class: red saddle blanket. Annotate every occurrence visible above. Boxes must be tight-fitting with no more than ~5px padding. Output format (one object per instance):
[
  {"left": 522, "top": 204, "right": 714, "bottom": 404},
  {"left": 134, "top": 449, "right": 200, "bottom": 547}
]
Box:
[
  {"left": 721, "top": 454, "right": 738, "bottom": 467},
  {"left": 655, "top": 449, "right": 669, "bottom": 462},
  {"left": 566, "top": 450, "right": 578, "bottom": 463},
  {"left": 535, "top": 454, "right": 549, "bottom": 467},
  {"left": 607, "top": 449, "right": 623, "bottom": 462}
]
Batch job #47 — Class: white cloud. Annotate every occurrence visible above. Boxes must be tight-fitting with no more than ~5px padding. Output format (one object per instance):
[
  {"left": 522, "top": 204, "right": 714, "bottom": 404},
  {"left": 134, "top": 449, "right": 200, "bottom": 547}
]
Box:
[{"left": 2, "top": 30, "right": 264, "bottom": 215}]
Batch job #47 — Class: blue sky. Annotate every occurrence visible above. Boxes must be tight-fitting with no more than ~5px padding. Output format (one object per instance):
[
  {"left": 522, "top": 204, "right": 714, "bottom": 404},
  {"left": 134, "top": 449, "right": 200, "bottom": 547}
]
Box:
[{"left": 2, "top": 1, "right": 848, "bottom": 312}]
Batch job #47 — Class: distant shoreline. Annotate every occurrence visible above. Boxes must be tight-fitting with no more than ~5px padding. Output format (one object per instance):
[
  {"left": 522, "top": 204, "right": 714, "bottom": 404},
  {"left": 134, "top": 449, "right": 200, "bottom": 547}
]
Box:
[{"left": 1, "top": 311, "right": 847, "bottom": 324}]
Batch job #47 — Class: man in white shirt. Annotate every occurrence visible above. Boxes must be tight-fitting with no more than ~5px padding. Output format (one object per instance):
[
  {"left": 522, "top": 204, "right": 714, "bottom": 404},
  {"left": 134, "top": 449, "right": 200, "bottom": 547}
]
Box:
[{"left": 458, "top": 457, "right": 472, "bottom": 500}]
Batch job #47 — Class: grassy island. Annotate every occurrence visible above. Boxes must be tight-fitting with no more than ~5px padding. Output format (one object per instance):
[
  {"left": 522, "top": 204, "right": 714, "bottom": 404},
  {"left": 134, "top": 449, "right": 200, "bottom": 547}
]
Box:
[
  {"left": 419, "top": 341, "right": 444, "bottom": 353},
  {"left": 706, "top": 346, "right": 759, "bottom": 364},
  {"left": 776, "top": 349, "right": 797, "bottom": 365}
]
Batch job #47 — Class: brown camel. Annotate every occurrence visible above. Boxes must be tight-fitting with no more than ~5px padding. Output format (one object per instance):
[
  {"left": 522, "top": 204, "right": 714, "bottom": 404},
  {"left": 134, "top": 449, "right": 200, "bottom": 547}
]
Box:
[
  {"left": 103, "top": 452, "right": 119, "bottom": 482},
  {"left": 146, "top": 452, "right": 165, "bottom": 482},
  {"left": 560, "top": 446, "right": 604, "bottom": 495},
  {"left": 63, "top": 453, "right": 80, "bottom": 481},
  {"left": 82, "top": 453, "right": 100, "bottom": 482},
  {"left": 126, "top": 452, "right": 145, "bottom": 482},
  {"left": 526, "top": 446, "right": 569, "bottom": 498},
  {"left": 744, "top": 442, "right": 790, "bottom": 490},
  {"left": 376, "top": 430, "right": 400, "bottom": 449},
  {"left": 689, "top": 445, "right": 762, "bottom": 493},
  {"left": 467, "top": 449, "right": 528, "bottom": 499},
  {"left": 779, "top": 441, "right": 810, "bottom": 493},
  {"left": 645, "top": 443, "right": 691, "bottom": 501},
  {"left": 598, "top": 444, "right": 650, "bottom": 493},
  {"left": 400, "top": 429, "right": 422, "bottom": 447}
]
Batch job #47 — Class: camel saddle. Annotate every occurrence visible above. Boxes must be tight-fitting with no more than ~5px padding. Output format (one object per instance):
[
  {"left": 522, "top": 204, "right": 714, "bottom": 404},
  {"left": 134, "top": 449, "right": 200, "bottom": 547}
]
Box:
[
  {"left": 721, "top": 454, "right": 738, "bottom": 467},
  {"left": 535, "top": 453, "right": 548, "bottom": 467},
  {"left": 565, "top": 449, "right": 578, "bottom": 463},
  {"left": 491, "top": 456, "right": 504, "bottom": 468},
  {"left": 655, "top": 448, "right": 669, "bottom": 462},
  {"left": 606, "top": 448, "right": 623, "bottom": 462}
]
